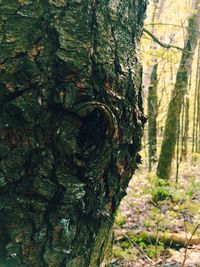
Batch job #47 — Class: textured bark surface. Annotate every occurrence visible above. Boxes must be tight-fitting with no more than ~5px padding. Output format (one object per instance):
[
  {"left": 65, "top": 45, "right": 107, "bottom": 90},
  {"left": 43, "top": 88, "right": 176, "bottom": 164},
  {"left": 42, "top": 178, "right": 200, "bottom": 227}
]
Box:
[{"left": 0, "top": 1, "right": 147, "bottom": 266}]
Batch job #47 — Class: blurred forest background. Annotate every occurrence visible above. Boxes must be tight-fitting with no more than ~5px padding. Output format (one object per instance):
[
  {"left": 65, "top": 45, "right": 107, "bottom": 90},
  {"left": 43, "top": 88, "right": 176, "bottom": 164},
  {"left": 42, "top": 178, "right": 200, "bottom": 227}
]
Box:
[{"left": 112, "top": 0, "right": 200, "bottom": 266}]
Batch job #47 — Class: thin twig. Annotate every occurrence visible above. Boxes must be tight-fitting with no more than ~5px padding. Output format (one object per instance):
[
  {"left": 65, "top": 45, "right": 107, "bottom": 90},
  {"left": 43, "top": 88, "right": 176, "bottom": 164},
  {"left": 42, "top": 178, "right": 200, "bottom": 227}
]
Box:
[
  {"left": 143, "top": 28, "right": 192, "bottom": 55},
  {"left": 114, "top": 223, "right": 154, "bottom": 263},
  {"left": 145, "top": 23, "right": 189, "bottom": 30},
  {"left": 182, "top": 224, "right": 200, "bottom": 267}
]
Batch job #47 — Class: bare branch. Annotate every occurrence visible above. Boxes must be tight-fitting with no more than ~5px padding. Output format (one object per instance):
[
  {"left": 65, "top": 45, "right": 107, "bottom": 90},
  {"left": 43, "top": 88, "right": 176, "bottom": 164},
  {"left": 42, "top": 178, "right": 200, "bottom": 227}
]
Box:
[
  {"left": 143, "top": 28, "right": 192, "bottom": 55},
  {"left": 145, "top": 23, "right": 189, "bottom": 30}
]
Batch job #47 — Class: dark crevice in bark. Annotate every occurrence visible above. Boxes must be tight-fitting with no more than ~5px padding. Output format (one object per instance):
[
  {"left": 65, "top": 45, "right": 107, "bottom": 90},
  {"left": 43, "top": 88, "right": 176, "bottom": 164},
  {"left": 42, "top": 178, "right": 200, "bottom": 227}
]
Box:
[
  {"left": 0, "top": 88, "right": 30, "bottom": 105},
  {"left": 77, "top": 109, "right": 108, "bottom": 161}
]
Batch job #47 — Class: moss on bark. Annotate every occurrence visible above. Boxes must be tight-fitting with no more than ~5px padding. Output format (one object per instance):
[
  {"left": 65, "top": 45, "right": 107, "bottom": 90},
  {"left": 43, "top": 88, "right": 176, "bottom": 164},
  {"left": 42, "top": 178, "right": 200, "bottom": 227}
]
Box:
[{"left": 0, "top": 1, "right": 147, "bottom": 266}]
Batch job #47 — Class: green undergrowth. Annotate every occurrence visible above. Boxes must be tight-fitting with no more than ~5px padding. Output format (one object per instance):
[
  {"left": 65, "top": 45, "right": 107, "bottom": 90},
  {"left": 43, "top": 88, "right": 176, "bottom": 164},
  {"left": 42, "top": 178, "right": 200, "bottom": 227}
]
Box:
[
  {"left": 191, "top": 153, "right": 200, "bottom": 164},
  {"left": 115, "top": 234, "right": 166, "bottom": 258},
  {"left": 113, "top": 245, "right": 138, "bottom": 261},
  {"left": 115, "top": 211, "right": 128, "bottom": 227},
  {"left": 113, "top": 162, "right": 200, "bottom": 264},
  {"left": 146, "top": 172, "right": 200, "bottom": 205}
]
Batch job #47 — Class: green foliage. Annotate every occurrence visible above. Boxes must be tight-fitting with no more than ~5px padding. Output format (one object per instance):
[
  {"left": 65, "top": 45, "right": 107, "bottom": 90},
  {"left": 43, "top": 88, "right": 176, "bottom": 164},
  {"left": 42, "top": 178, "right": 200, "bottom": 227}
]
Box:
[
  {"left": 115, "top": 211, "right": 127, "bottom": 227},
  {"left": 113, "top": 245, "right": 137, "bottom": 261},
  {"left": 146, "top": 243, "right": 165, "bottom": 258},
  {"left": 113, "top": 165, "right": 200, "bottom": 265},
  {"left": 146, "top": 173, "right": 200, "bottom": 204},
  {"left": 191, "top": 153, "right": 200, "bottom": 164},
  {"left": 146, "top": 174, "right": 174, "bottom": 202},
  {"left": 124, "top": 234, "right": 165, "bottom": 259}
]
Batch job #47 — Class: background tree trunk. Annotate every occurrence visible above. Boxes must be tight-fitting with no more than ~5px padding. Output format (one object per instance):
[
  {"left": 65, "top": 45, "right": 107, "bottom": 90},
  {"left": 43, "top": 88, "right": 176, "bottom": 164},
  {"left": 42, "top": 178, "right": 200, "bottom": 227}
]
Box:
[
  {"left": 192, "top": 39, "right": 200, "bottom": 153},
  {"left": 148, "top": 64, "right": 158, "bottom": 172},
  {"left": 144, "top": 0, "right": 165, "bottom": 171},
  {"left": 0, "top": 1, "right": 147, "bottom": 266},
  {"left": 143, "top": 0, "right": 166, "bottom": 89},
  {"left": 156, "top": 0, "right": 200, "bottom": 179},
  {"left": 180, "top": 77, "right": 190, "bottom": 161}
]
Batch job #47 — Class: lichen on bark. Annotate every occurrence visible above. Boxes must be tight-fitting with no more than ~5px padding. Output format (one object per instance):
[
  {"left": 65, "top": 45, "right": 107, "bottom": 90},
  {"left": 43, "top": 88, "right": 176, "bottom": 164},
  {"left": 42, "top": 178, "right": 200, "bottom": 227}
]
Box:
[{"left": 0, "top": 1, "right": 147, "bottom": 266}]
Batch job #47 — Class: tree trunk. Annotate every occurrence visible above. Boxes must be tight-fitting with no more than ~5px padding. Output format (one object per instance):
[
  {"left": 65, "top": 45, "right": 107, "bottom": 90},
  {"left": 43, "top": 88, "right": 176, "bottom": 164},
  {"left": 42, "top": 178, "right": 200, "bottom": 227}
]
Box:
[
  {"left": 180, "top": 84, "right": 190, "bottom": 161},
  {"left": 144, "top": 0, "right": 165, "bottom": 172},
  {"left": 192, "top": 39, "right": 200, "bottom": 153},
  {"left": 0, "top": 1, "right": 147, "bottom": 266},
  {"left": 196, "top": 73, "right": 200, "bottom": 153},
  {"left": 148, "top": 64, "right": 158, "bottom": 172},
  {"left": 143, "top": 0, "right": 166, "bottom": 89},
  {"left": 156, "top": 0, "right": 200, "bottom": 179}
]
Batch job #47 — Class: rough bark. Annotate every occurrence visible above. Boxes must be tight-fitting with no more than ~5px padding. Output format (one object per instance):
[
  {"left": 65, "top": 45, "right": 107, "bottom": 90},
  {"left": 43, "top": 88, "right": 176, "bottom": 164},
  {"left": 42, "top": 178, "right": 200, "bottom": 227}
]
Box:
[
  {"left": 0, "top": 1, "right": 147, "bottom": 266},
  {"left": 157, "top": 0, "right": 200, "bottom": 179}
]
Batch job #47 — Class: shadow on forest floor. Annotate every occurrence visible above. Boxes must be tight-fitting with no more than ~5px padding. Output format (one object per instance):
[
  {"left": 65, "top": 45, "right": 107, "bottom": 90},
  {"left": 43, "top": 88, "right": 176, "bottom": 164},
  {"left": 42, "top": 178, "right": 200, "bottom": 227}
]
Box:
[{"left": 111, "top": 159, "right": 200, "bottom": 267}]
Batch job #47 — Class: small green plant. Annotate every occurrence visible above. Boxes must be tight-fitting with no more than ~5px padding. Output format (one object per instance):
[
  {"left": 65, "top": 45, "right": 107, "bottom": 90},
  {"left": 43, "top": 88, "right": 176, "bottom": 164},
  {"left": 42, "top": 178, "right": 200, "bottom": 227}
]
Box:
[
  {"left": 115, "top": 210, "right": 127, "bottom": 227},
  {"left": 113, "top": 245, "right": 138, "bottom": 261},
  {"left": 126, "top": 234, "right": 165, "bottom": 259},
  {"left": 191, "top": 153, "right": 200, "bottom": 164},
  {"left": 147, "top": 174, "right": 174, "bottom": 202},
  {"left": 146, "top": 243, "right": 165, "bottom": 258}
]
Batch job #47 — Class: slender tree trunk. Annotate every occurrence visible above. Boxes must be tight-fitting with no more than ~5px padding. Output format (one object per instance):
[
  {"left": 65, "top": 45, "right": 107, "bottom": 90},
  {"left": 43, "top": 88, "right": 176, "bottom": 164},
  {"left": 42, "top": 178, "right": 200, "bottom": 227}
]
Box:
[
  {"left": 143, "top": 0, "right": 166, "bottom": 89},
  {"left": 192, "top": 39, "right": 200, "bottom": 153},
  {"left": 157, "top": 0, "right": 200, "bottom": 179},
  {"left": 181, "top": 74, "right": 191, "bottom": 161},
  {"left": 0, "top": 1, "right": 147, "bottom": 266},
  {"left": 145, "top": 0, "right": 166, "bottom": 171},
  {"left": 148, "top": 64, "right": 158, "bottom": 172},
  {"left": 196, "top": 75, "right": 200, "bottom": 152},
  {"left": 181, "top": 96, "right": 190, "bottom": 160}
]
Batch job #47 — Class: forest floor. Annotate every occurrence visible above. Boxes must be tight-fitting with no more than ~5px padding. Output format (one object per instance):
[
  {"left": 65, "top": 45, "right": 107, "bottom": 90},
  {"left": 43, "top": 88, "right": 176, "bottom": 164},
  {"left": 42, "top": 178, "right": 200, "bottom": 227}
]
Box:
[{"left": 111, "top": 157, "right": 200, "bottom": 267}]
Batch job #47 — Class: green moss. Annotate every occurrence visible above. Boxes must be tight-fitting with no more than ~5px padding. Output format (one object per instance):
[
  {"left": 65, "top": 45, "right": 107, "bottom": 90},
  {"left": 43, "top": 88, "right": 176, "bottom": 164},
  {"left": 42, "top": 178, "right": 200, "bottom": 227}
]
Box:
[
  {"left": 115, "top": 210, "right": 127, "bottom": 227},
  {"left": 113, "top": 245, "right": 137, "bottom": 261}
]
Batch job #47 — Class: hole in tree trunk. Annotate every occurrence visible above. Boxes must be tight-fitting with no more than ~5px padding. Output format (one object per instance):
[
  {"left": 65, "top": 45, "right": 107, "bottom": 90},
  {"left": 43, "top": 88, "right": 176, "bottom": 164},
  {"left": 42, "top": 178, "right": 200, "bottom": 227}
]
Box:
[{"left": 77, "top": 109, "right": 108, "bottom": 160}]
